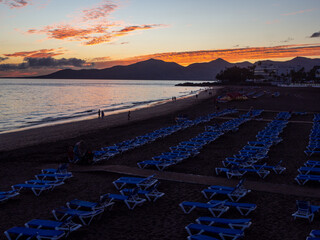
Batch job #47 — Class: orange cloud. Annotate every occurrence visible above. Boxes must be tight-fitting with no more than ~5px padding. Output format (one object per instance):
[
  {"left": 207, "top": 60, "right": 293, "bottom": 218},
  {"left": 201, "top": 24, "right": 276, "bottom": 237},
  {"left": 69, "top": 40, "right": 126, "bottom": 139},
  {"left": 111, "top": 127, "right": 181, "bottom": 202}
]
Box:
[
  {"left": 27, "top": 23, "right": 166, "bottom": 45},
  {"left": 4, "top": 48, "right": 65, "bottom": 58},
  {"left": 94, "top": 44, "right": 320, "bottom": 68}
]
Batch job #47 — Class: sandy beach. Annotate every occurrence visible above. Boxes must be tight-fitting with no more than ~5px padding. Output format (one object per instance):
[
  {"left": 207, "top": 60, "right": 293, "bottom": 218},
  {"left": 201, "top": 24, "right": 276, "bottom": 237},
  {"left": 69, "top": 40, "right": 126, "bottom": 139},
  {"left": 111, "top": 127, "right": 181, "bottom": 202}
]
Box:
[{"left": 1, "top": 85, "right": 320, "bottom": 240}]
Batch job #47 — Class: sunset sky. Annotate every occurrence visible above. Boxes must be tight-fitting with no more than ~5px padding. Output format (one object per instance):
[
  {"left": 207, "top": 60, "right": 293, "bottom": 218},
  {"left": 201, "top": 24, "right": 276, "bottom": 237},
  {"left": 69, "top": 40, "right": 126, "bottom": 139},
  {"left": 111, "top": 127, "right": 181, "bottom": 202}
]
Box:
[{"left": 1, "top": 0, "right": 320, "bottom": 77}]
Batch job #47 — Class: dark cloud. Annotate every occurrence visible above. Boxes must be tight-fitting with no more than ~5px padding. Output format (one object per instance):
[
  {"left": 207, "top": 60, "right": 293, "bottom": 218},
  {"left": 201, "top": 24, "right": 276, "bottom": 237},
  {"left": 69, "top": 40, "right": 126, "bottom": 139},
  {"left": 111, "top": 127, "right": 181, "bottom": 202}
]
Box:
[
  {"left": 0, "top": 57, "right": 9, "bottom": 62},
  {"left": 1, "top": 0, "right": 30, "bottom": 8},
  {"left": 281, "top": 37, "right": 294, "bottom": 43},
  {"left": 0, "top": 57, "right": 94, "bottom": 71},
  {"left": 310, "top": 31, "right": 320, "bottom": 38}
]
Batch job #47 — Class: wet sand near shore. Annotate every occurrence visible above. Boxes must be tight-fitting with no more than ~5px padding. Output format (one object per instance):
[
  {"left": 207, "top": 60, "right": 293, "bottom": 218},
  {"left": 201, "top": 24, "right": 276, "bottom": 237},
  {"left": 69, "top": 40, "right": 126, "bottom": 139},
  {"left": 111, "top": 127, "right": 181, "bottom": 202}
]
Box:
[{"left": 0, "top": 86, "right": 320, "bottom": 240}]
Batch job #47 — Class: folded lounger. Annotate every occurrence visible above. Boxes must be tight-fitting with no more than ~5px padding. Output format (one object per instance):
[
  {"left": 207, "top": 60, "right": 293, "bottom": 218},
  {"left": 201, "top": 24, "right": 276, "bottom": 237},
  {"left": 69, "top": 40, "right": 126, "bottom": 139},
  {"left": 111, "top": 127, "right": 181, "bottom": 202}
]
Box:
[
  {"left": 120, "top": 182, "right": 165, "bottom": 202},
  {"left": 202, "top": 179, "right": 250, "bottom": 202},
  {"left": 209, "top": 200, "right": 257, "bottom": 216},
  {"left": 185, "top": 223, "right": 244, "bottom": 240},
  {"left": 42, "top": 163, "right": 69, "bottom": 174},
  {"left": 292, "top": 200, "right": 320, "bottom": 222},
  {"left": 137, "top": 159, "right": 176, "bottom": 171},
  {"left": 112, "top": 175, "right": 158, "bottom": 190},
  {"left": 4, "top": 226, "right": 65, "bottom": 240},
  {"left": 25, "top": 219, "right": 82, "bottom": 235},
  {"left": 196, "top": 217, "right": 251, "bottom": 231},
  {"left": 12, "top": 183, "right": 52, "bottom": 196},
  {"left": 179, "top": 201, "right": 229, "bottom": 218},
  {"left": 251, "top": 160, "right": 286, "bottom": 174},
  {"left": 52, "top": 207, "right": 104, "bottom": 225},
  {"left": 35, "top": 173, "right": 73, "bottom": 181},
  {"left": 215, "top": 167, "right": 245, "bottom": 179},
  {"left": 295, "top": 174, "right": 320, "bottom": 185},
  {"left": 25, "top": 179, "right": 64, "bottom": 189},
  {"left": 101, "top": 191, "right": 146, "bottom": 210}
]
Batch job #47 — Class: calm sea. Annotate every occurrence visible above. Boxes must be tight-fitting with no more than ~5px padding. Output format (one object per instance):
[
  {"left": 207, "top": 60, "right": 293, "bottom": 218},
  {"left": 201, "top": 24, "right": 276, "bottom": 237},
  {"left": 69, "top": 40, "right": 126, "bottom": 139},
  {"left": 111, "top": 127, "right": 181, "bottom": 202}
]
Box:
[{"left": 0, "top": 78, "right": 204, "bottom": 133}]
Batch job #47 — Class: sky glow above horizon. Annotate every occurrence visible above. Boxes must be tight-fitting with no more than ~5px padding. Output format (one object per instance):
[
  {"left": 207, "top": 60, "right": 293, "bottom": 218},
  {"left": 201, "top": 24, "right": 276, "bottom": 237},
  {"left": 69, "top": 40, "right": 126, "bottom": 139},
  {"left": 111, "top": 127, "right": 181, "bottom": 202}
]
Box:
[{"left": 1, "top": 0, "right": 320, "bottom": 77}]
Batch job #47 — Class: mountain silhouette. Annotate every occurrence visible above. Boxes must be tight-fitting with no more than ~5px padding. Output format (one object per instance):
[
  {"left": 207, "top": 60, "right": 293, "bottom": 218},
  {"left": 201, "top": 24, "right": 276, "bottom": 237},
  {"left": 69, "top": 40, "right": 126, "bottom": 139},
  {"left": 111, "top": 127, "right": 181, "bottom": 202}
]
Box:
[{"left": 37, "top": 57, "right": 320, "bottom": 80}]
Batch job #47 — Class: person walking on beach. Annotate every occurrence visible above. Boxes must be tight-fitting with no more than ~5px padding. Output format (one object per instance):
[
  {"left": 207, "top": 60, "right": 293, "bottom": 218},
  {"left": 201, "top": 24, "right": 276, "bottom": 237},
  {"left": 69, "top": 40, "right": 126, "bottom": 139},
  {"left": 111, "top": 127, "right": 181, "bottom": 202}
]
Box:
[
  {"left": 128, "top": 111, "right": 131, "bottom": 120},
  {"left": 101, "top": 110, "right": 104, "bottom": 119},
  {"left": 98, "top": 109, "right": 101, "bottom": 118}
]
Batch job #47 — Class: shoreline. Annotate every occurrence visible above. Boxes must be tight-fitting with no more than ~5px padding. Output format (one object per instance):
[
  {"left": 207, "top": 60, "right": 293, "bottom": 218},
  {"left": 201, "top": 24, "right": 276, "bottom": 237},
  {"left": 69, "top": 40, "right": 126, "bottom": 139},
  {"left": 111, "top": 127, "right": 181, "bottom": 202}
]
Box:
[{"left": 0, "top": 88, "right": 218, "bottom": 152}]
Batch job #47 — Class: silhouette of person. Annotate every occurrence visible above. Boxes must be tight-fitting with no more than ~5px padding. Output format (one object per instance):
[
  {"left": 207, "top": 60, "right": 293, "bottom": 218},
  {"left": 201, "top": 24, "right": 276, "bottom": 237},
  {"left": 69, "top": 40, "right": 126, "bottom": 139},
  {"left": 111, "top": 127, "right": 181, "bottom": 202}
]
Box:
[
  {"left": 98, "top": 109, "right": 101, "bottom": 118},
  {"left": 101, "top": 111, "right": 104, "bottom": 119}
]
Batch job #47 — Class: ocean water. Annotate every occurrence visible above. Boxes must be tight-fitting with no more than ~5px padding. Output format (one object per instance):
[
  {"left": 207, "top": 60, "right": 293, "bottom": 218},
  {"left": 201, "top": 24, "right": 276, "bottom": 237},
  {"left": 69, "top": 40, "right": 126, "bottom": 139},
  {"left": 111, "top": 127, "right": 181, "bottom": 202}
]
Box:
[{"left": 0, "top": 78, "right": 204, "bottom": 133}]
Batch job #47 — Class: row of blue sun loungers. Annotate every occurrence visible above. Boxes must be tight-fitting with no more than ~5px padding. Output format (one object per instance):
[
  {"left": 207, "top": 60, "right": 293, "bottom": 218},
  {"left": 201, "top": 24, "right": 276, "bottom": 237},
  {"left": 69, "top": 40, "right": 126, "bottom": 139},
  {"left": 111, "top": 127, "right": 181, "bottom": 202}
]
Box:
[
  {"left": 9, "top": 164, "right": 72, "bottom": 197},
  {"left": 304, "top": 113, "right": 320, "bottom": 157},
  {"left": 295, "top": 160, "right": 320, "bottom": 185},
  {"left": 137, "top": 110, "right": 263, "bottom": 171},
  {"left": 295, "top": 114, "right": 320, "bottom": 185},
  {"left": 92, "top": 109, "right": 238, "bottom": 163},
  {"left": 4, "top": 175, "right": 165, "bottom": 240},
  {"left": 216, "top": 112, "right": 290, "bottom": 179},
  {"left": 179, "top": 180, "right": 255, "bottom": 240}
]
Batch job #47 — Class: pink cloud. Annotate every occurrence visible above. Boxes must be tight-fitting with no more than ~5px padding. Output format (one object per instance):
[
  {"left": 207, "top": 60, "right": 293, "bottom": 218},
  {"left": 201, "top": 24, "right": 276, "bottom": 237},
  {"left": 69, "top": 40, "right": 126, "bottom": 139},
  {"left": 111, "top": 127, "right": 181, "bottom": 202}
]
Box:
[
  {"left": 282, "top": 8, "right": 316, "bottom": 16},
  {"left": 4, "top": 48, "right": 65, "bottom": 58},
  {"left": 266, "top": 19, "right": 280, "bottom": 25},
  {"left": 82, "top": 1, "right": 117, "bottom": 21}
]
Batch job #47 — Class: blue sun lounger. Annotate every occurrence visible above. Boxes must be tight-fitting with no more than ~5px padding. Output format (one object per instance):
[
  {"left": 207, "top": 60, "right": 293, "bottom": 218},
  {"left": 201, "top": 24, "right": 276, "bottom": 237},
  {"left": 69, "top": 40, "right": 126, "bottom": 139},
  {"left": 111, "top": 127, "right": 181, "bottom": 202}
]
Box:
[
  {"left": 179, "top": 201, "right": 229, "bottom": 217},
  {"left": 196, "top": 217, "right": 252, "bottom": 231},
  {"left": 112, "top": 175, "right": 158, "bottom": 190},
  {"left": 209, "top": 200, "right": 257, "bottom": 216},
  {"left": 12, "top": 183, "right": 53, "bottom": 196},
  {"left": 120, "top": 182, "right": 165, "bottom": 202},
  {"left": 185, "top": 223, "right": 244, "bottom": 240},
  {"left": 0, "top": 190, "right": 19, "bottom": 203},
  {"left": 295, "top": 174, "right": 320, "bottom": 185},
  {"left": 305, "top": 150, "right": 320, "bottom": 157},
  {"left": 66, "top": 197, "right": 115, "bottom": 211},
  {"left": 298, "top": 167, "right": 320, "bottom": 175},
  {"left": 305, "top": 160, "right": 320, "bottom": 168},
  {"left": 202, "top": 179, "right": 250, "bottom": 202},
  {"left": 309, "top": 230, "right": 320, "bottom": 238},
  {"left": 25, "top": 219, "right": 82, "bottom": 236},
  {"left": 52, "top": 207, "right": 104, "bottom": 225},
  {"left": 4, "top": 226, "right": 65, "bottom": 240},
  {"left": 292, "top": 200, "right": 320, "bottom": 222},
  {"left": 101, "top": 191, "right": 147, "bottom": 210}
]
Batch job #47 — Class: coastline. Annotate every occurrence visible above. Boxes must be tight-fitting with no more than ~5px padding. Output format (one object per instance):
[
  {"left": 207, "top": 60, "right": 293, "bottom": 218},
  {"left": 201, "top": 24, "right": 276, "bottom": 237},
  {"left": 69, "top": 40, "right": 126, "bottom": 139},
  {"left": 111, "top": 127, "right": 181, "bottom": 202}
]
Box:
[{"left": 0, "top": 88, "right": 218, "bottom": 152}]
